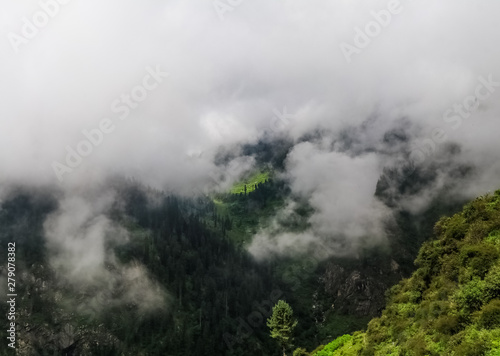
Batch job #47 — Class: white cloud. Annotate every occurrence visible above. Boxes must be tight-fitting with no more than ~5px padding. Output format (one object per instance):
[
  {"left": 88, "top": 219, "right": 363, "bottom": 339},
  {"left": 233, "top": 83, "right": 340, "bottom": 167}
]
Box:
[{"left": 1, "top": 0, "right": 500, "bottom": 258}]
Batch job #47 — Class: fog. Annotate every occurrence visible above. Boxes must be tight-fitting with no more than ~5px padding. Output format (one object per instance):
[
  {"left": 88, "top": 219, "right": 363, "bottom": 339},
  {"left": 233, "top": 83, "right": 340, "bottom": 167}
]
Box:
[{"left": 2, "top": 0, "right": 500, "bottom": 261}]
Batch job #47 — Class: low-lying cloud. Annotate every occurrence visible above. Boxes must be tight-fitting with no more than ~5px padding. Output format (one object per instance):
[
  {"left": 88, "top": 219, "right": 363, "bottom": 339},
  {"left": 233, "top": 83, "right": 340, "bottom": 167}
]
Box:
[
  {"left": 248, "top": 142, "right": 392, "bottom": 258},
  {"left": 1, "top": 0, "right": 500, "bottom": 261},
  {"left": 44, "top": 191, "right": 168, "bottom": 316}
]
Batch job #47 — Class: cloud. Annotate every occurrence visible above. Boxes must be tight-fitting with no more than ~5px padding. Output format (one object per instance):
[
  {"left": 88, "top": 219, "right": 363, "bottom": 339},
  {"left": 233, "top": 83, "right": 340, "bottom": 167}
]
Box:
[
  {"left": 248, "top": 142, "right": 391, "bottom": 258},
  {"left": 43, "top": 190, "right": 168, "bottom": 315},
  {"left": 1, "top": 0, "right": 500, "bottom": 259}
]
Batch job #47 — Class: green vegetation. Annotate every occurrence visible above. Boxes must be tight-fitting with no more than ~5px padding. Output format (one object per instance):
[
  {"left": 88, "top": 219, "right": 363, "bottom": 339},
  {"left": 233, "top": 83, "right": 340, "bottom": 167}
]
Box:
[
  {"left": 4, "top": 156, "right": 499, "bottom": 355},
  {"left": 230, "top": 170, "right": 271, "bottom": 194},
  {"left": 267, "top": 300, "right": 298, "bottom": 355},
  {"left": 211, "top": 173, "right": 291, "bottom": 245},
  {"left": 314, "top": 334, "right": 352, "bottom": 356},
  {"left": 305, "top": 190, "right": 500, "bottom": 355},
  {"left": 317, "top": 314, "right": 371, "bottom": 344},
  {"left": 0, "top": 184, "right": 284, "bottom": 356}
]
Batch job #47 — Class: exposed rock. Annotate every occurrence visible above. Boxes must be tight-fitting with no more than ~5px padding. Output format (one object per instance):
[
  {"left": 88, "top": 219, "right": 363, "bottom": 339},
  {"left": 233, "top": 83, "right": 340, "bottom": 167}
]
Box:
[{"left": 320, "top": 259, "right": 404, "bottom": 318}]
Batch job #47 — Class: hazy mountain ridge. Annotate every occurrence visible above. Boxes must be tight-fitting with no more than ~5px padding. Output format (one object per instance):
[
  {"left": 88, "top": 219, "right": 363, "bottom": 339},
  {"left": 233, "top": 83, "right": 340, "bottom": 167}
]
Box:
[{"left": 0, "top": 135, "right": 478, "bottom": 355}]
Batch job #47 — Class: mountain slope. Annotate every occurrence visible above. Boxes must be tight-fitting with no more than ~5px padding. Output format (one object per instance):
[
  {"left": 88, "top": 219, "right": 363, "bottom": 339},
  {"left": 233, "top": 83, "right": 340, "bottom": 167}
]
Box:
[
  {"left": 310, "top": 190, "right": 500, "bottom": 355},
  {"left": 0, "top": 183, "right": 285, "bottom": 356}
]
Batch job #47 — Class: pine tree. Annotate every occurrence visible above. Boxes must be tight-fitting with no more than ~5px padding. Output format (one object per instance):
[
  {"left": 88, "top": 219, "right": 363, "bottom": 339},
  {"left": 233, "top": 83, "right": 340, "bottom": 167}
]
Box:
[{"left": 267, "top": 300, "right": 298, "bottom": 356}]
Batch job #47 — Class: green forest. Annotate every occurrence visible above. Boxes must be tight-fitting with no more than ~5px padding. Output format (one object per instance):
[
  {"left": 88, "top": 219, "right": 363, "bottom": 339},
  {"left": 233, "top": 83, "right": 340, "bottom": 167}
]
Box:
[
  {"left": 304, "top": 190, "right": 500, "bottom": 355},
  {"left": 1, "top": 163, "right": 499, "bottom": 355},
  {"left": 4, "top": 1, "right": 499, "bottom": 355}
]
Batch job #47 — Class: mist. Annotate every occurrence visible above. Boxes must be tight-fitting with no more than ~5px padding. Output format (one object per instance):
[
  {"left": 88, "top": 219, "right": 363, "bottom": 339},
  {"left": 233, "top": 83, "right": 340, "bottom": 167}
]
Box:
[
  {"left": 2, "top": 0, "right": 500, "bottom": 261},
  {"left": 43, "top": 188, "right": 168, "bottom": 316}
]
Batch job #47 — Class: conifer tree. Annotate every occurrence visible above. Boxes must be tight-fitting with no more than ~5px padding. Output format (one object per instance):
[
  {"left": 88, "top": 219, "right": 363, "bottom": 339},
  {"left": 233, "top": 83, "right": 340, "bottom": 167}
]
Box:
[{"left": 267, "top": 300, "right": 298, "bottom": 356}]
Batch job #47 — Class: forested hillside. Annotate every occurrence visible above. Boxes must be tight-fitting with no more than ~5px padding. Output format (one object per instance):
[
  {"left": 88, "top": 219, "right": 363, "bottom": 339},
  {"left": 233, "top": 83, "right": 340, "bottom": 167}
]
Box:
[
  {"left": 307, "top": 190, "right": 500, "bottom": 355},
  {"left": 0, "top": 147, "right": 478, "bottom": 356},
  {"left": 0, "top": 182, "right": 286, "bottom": 355}
]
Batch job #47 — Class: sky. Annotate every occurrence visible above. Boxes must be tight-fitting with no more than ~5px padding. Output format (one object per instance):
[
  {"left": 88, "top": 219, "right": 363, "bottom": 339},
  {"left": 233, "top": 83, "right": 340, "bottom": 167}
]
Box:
[{"left": 2, "top": 0, "right": 500, "bottom": 260}]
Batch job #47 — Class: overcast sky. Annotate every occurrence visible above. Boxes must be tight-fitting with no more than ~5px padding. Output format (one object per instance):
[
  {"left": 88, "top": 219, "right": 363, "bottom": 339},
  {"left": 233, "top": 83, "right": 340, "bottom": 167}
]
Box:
[{"left": 2, "top": 0, "right": 500, "bottom": 258}]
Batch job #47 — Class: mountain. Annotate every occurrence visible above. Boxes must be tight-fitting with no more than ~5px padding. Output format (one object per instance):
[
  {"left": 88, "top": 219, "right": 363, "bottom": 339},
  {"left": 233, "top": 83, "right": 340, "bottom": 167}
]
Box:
[
  {"left": 0, "top": 182, "right": 285, "bottom": 355},
  {"left": 0, "top": 137, "right": 479, "bottom": 356},
  {"left": 307, "top": 190, "right": 500, "bottom": 355}
]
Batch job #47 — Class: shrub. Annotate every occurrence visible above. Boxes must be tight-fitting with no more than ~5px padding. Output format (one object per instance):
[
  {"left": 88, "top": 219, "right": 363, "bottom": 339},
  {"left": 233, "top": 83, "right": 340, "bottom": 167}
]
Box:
[
  {"left": 478, "top": 300, "right": 500, "bottom": 329},
  {"left": 463, "top": 197, "right": 490, "bottom": 223},
  {"left": 434, "top": 315, "right": 460, "bottom": 334},
  {"left": 395, "top": 303, "right": 418, "bottom": 318},
  {"left": 293, "top": 347, "right": 309, "bottom": 356},
  {"left": 314, "top": 334, "right": 352, "bottom": 356},
  {"left": 454, "top": 342, "right": 489, "bottom": 356},
  {"left": 365, "top": 319, "right": 389, "bottom": 345},
  {"left": 486, "top": 230, "right": 500, "bottom": 245},
  {"left": 441, "top": 254, "right": 460, "bottom": 282},
  {"left": 434, "top": 216, "right": 450, "bottom": 237},
  {"left": 460, "top": 245, "right": 498, "bottom": 278},
  {"left": 309, "top": 345, "right": 324, "bottom": 355},
  {"left": 468, "top": 221, "right": 492, "bottom": 242},
  {"left": 443, "top": 215, "right": 469, "bottom": 239},
  {"left": 415, "top": 242, "right": 443, "bottom": 284},
  {"left": 405, "top": 276, "right": 427, "bottom": 296},
  {"left": 451, "top": 328, "right": 490, "bottom": 356},
  {"left": 486, "top": 197, "right": 500, "bottom": 213},
  {"left": 428, "top": 301, "right": 449, "bottom": 319},
  {"left": 485, "top": 265, "right": 500, "bottom": 300},
  {"left": 454, "top": 278, "right": 486, "bottom": 312},
  {"left": 402, "top": 335, "right": 429, "bottom": 356}
]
